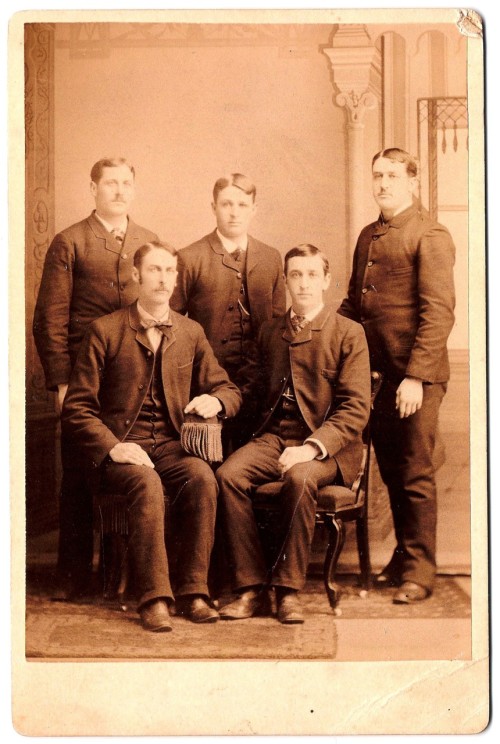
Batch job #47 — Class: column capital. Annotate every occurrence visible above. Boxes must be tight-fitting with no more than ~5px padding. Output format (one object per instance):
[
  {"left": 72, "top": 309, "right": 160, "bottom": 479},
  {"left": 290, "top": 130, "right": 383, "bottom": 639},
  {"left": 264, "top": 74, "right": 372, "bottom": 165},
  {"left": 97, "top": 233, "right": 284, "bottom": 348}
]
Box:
[{"left": 324, "top": 24, "right": 380, "bottom": 124}]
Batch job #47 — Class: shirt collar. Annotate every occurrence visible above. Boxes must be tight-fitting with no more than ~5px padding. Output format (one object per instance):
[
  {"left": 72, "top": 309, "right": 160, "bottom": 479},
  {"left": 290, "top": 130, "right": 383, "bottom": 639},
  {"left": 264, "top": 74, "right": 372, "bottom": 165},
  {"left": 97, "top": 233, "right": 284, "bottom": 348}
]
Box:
[
  {"left": 291, "top": 303, "right": 324, "bottom": 323},
  {"left": 216, "top": 229, "right": 248, "bottom": 254},
  {"left": 94, "top": 211, "right": 128, "bottom": 235},
  {"left": 137, "top": 302, "right": 170, "bottom": 324}
]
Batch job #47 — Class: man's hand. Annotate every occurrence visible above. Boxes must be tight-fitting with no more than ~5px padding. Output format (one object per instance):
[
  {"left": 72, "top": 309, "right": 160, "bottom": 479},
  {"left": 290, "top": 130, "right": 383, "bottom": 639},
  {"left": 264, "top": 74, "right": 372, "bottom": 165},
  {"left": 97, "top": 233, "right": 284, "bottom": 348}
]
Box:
[
  {"left": 184, "top": 395, "right": 222, "bottom": 419},
  {"left": 396, "top": 377, "right": 423, "bottom": 418},
  {"left": 109, "top": 443, "right": 155, "bottom": 468},
  {"left": 56, "top": 383, "right": 69, "bottom": 414},
  {"left": 278, "top": 443, "right": 320, "bottom": 476}
]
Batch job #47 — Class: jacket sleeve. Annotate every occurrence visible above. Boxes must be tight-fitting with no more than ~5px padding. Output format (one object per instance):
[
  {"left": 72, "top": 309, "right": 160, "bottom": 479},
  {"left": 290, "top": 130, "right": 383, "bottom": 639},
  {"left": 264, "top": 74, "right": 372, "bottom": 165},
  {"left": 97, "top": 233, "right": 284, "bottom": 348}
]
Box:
[
  {"left": 191, "top": 326, "right": 242, "bottom": 418},
  {"left": 337, "top": 245, "right": 361, "bottom": 322},
  {"left": 406, "top": 225, "right": 456, "bottom": 381},
  {"left": 61, "top": 324, "right": 121, "bottom": 468},
  {"left": 272, "top": 252, "right": 287, "bottom": 318},
  {"left": 33, "top": 232, "right": 75, "bottom": 390},
  {"left": 169, "top": 249, "right": 191, "bottom": 315},
  {"left": 308, "top": 322, "right": 371, "bottom": 457}
]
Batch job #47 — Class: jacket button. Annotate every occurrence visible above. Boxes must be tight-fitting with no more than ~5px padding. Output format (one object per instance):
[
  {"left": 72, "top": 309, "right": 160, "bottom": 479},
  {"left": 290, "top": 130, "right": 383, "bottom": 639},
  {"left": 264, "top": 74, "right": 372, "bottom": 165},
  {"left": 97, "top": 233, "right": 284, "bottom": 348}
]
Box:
[
  {"left": 372, "top": 235, "right": 379, "bottom": 241},
  {"left": 119, "top": 284, "right": 125, "bottom": 291},
  {"left": 228, "top": 304, "right": 234, "bottom": 310},
  {"left": 237, "top": 272, "right": 242, "bottom": 279},
  {"left": 109, "top": 281, "right": 114, "bottom": 287},
  {"left": 221, "top": 338, "right": 228, "bottom": 344},
  {"left": 121, "top": 253, "right": 128, "bottom": 260},
  {"left": 362, "top": 288, "right": 368, "bottom": 294},
  {"left": 367, "top": 261, "right": 374, "bottom": 267},
  {"left": 138, "top": 384, "right": 144, "bottom": 390},
  {"left": 125, "top": 419, "right": 130, "bottom": 425},
  {"left": 147, "top": 351, "right": 152, "bottom": 356}
]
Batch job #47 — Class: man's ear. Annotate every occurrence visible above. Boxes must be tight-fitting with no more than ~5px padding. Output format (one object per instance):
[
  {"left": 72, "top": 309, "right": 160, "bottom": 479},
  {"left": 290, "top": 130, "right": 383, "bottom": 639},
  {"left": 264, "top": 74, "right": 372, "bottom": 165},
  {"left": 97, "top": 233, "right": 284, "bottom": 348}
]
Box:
[
  {"left": 132, "top": 266, "right": 140, "bottom": 284},
  {"left": 323, "top": 272, "right": 332, "bottom": 291},
  {"left": 90, "top": 180, "right": 97, "bottom": 198}
]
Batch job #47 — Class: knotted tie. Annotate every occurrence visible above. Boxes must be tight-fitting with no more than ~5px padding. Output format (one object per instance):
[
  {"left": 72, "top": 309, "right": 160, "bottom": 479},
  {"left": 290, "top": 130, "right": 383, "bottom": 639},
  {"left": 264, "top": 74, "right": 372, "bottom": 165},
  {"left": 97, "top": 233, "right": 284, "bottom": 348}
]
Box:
[
  {"left": 290, "top": 314, "right": 308, "bottom": 334},
  {"left": 231, "top": 247, "right": 244, "bottom": 262},
  {"left": 111, "top": 228, "right": 125, "bottom": 245},
  {"left": 140, "top": 318, "right": 172, "bottom": 334}
]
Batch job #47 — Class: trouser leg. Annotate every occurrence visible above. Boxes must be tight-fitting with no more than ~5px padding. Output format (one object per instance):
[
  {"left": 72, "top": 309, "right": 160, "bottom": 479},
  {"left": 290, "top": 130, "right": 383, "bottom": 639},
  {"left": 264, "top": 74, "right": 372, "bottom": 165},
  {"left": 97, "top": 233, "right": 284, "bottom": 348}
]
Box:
[
  {"left": 271, "top": 457, "right": 339, "bottom": 590},
  {"left": 153, "top": 441, "right": 218, "bottom": 598},
  {"left": 371, "top": 382, "right": 446, "bottom": 591},
  {"left": 216, "top": 434, "right": 283, "bottom": 590},
  {"left": 101, "top": 461, "right": 173, "bottom": 609}
]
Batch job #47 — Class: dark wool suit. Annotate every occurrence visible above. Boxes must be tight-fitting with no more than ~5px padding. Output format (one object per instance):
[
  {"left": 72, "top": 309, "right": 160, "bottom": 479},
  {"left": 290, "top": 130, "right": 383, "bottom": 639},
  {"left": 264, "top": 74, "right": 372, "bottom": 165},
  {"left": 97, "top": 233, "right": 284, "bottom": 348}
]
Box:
[
  {"left": 61, "top": 302, "right": 242, "bottom": 608},
  {"left": 33, "top": 211, "right": 159, "bottom": 587},
  {"left": 216, "top": 306, "right": 371, "bottom": 592},
  {"left": 338, "top": 201, "right": 456, "bottom": 590},
  {"left": 170, "top": 230, "right": 286, "bottom": 441}
]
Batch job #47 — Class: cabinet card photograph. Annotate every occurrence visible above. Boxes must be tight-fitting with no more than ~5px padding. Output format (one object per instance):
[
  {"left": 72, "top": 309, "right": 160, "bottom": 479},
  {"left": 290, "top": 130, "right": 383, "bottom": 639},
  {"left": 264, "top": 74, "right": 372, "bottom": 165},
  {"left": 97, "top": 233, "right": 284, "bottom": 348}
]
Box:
[{"left": 9, "top": 6, "right": 488, "bottom": 737}]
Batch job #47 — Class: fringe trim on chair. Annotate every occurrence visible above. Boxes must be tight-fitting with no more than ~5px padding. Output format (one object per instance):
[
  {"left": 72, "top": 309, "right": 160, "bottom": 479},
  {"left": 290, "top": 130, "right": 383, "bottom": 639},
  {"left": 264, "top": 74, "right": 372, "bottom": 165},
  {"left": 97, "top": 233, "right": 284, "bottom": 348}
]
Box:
[{"left": 180, "top": 421, "right": 223, "bottom": 463}]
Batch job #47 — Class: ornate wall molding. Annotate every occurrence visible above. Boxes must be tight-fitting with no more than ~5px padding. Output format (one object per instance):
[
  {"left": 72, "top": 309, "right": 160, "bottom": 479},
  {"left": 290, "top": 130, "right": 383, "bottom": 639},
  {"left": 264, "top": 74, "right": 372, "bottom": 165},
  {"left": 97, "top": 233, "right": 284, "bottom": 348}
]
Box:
[{"left": 25, "top": 23, "right": 55, "bottom": 414}]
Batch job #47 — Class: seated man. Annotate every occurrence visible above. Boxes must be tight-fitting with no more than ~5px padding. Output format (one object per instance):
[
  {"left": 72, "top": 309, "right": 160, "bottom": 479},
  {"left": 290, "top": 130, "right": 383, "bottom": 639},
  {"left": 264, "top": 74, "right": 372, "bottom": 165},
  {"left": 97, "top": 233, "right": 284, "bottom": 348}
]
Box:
[
  {"left": 61, "top": 241, "right": 242, "bottom": 632},
  {"left": 216, "top": 244, "right": 371, "bottom": 624}
]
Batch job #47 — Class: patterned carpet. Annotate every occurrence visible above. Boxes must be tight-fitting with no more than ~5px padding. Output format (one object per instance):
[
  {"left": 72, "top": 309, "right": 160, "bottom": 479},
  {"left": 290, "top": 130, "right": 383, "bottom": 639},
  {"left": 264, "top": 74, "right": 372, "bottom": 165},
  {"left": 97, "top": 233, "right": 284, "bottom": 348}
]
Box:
[{"left": 25, "top": 569, "right": 470, "bottom": 660}]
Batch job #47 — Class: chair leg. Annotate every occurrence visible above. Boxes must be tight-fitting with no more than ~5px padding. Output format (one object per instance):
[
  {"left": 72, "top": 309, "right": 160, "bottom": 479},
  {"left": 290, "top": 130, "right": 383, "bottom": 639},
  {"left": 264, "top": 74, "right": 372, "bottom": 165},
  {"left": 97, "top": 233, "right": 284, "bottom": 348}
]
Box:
[
  {"left": 355, "top": 513, "right": 372, "bottom": 591},
  {"left": 323, "top": 514, "right": 345, "bottom": 611}
]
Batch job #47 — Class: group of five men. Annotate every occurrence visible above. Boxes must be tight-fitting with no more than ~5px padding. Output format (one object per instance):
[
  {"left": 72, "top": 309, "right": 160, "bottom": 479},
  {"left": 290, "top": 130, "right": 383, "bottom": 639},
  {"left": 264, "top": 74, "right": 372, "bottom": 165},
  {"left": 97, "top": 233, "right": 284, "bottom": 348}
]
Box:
[{"left": 33, "top": 149, "right": 456, "bottom": 632}]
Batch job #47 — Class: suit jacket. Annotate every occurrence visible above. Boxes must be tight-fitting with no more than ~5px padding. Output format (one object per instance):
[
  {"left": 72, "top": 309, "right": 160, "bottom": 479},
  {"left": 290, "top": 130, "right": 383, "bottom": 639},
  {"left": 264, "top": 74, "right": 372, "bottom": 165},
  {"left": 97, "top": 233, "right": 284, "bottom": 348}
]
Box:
[
  {"left": 250, "top": 306, "right": 371, "bottom": 487},
  {"left": 338, "top": 201, "right": 455, "bottom": 384},
  {"left": 61, "top": 302, "right": 242, "bottom": 471},
  {"left": 170, "top": 230, "right": 286, "bottom": 368},
  {"left": 33, "top": 211, "right": 158, "bottom": 390}
]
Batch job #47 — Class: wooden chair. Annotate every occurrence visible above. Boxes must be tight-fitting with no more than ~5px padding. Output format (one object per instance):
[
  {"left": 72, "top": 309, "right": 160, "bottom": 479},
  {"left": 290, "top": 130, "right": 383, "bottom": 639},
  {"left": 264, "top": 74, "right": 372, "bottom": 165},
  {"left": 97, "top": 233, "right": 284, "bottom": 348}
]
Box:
[{"left": 252, "top": 371, "right": 382, "bottom": 614}]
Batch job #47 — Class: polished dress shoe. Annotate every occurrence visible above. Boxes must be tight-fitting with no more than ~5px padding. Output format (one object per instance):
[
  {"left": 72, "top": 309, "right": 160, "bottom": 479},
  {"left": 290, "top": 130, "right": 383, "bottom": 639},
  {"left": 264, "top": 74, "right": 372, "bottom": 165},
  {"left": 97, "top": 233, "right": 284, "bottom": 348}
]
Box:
[
  {"left": 219, "top": 589, "right": 271, "bottom": 620},
  {"left": 276, "top": 590, "right": 304, "bottom": 624},
  {"left": 140, "top": 599, "right": 173, "bottom": 632},
  {"left": 393, "top": 581, "right": 430, "bottom": 604},
  {"left": 176, "top": 595, "right": 219, "bottom": 623}
]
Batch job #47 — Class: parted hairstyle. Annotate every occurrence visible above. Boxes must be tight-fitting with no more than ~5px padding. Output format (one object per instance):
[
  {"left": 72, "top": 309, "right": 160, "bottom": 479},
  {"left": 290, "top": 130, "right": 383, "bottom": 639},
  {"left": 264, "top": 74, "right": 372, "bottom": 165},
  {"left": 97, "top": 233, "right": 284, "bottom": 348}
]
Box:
[
  {"left": 90, "top": 158, "right": 136, "bottom": 184},
  {"left": 372, "top": 148, "right": 419, "bottom": 178},
  {"left": 212, "top": 173, "right": 257, "bottom": 203},
  {"left": 284, "top": 244, "right": 330, "bottom": 276},
  {"left": 133, "top": 241, "right": 178, "bottom": 270}
]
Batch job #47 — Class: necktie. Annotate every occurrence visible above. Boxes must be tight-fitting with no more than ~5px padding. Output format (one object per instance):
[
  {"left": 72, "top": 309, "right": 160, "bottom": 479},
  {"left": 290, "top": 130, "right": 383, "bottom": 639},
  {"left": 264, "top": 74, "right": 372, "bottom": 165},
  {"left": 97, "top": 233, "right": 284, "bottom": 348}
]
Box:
[
  {"left": 290, "top": 314, "right": 308, "bottom": 334},
  {"left": 140, "top": 318, "right": 172, "bottom": 334},
  {"left": 111, "top": 228, "right": 125, "bottom": 245},
  {"left": 231, "top": 247, "right": 244, "bottom": 262}
]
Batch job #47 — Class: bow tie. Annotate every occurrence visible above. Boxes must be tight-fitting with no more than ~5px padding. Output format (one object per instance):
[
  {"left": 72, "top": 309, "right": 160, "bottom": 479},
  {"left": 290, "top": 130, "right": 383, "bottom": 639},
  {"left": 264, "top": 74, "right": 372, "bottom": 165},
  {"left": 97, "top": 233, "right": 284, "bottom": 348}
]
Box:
[
  {"left": 111, "top": 228, "right": 125, "bottom": 244},
  {"left": 230, "top": 247, "right": 245, "bottom": 262},
  {"left": 140, "top": 318, "right": 172, "bottom": 331},
  {"left": 290, "top": 314, "right": 309, "bottom": 334}
]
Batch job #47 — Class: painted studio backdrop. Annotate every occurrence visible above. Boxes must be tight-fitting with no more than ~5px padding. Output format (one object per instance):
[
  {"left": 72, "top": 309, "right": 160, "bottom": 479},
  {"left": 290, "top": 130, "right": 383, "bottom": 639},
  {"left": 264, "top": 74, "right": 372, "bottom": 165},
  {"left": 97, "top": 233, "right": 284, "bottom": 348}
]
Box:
[{"left": 25, "top": 20, "right": 470, "bottom": 571}]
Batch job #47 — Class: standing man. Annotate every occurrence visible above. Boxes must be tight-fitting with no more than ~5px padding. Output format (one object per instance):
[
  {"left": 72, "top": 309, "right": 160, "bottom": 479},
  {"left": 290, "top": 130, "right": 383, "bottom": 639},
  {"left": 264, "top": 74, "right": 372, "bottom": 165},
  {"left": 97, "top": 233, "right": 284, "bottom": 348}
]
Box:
[
  {"left": 170, "top": 173, "right": 286, "bottom": 447},
  {"left": 33, "top": 157, "right": 159, "bottom": 599},
  {"left": 215, "top": 244, "right": 370, "bottom": 624},
  {"left": 338, "top": 147, "right": 456, "bottom": 604},
  {"left": 61, "top": 241, "right": 242, "bottom": 631}
]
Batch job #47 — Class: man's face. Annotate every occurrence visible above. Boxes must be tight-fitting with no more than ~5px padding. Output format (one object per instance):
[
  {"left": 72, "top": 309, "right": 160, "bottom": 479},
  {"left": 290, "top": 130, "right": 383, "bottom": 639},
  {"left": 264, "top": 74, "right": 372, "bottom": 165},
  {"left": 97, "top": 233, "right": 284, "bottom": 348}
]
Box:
[
  {"left": 372, "top": 157, "right": 416, "bottom": 218},
  {"left": 285, "top": 255, "right": 330, "bottom": 315},
  {"left": 91, "top": 164, "right": 135, "bottom": 221},
  {"left": 212, "top": 185, "right": 256, "bottom": 241},
  {"left": 132, "top": 248, "right": 178, "bottom": 310}
]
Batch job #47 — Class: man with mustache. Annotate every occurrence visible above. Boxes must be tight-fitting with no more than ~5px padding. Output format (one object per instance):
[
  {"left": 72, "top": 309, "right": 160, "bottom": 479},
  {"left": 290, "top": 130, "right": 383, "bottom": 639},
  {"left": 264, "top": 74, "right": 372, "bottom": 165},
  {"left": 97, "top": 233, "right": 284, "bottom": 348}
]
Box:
[
  {"left": 61, "top": 241, "right": 242, "bottom": 630},
  {"left": 338, "top": 148, "right": 456, "bottom": 604},
  {"left": 33, "top": 157, "right": 159, "bottom": 600}
]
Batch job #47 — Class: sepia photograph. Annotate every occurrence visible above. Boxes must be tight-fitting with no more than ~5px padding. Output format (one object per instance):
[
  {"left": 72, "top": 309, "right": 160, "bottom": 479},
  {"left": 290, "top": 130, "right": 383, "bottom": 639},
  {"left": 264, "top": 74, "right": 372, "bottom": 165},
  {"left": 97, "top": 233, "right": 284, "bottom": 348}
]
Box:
[{"left": 7, "top": 3, "right": 489, "bottom": 737}]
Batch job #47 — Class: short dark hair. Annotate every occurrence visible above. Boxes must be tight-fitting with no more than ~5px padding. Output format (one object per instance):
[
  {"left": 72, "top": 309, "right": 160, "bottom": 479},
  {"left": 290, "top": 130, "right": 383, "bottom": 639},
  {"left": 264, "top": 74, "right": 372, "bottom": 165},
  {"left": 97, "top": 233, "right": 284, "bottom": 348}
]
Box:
[
  {"left": 212, "top": 173, "right": 256, "bottom": 203},
  {"left": 284, "top": 244, "right": 330, "bottom": 276},
  {"left": 372, "top": 148, "right": 419, "bottom": 178},
  {"left": 133, "top": 241, "right": 177, "bottom": 269},
  {"left": 90, "top": 158, "right": 136, "bottom": 184}
]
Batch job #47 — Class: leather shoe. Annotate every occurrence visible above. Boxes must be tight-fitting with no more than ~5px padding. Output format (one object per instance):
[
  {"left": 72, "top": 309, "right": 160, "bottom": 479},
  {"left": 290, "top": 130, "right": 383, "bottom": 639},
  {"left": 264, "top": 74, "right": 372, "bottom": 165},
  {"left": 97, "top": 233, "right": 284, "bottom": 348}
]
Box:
[
  {"left": 177, "top": 595, "right": 219, "bottom": 623},
  {"left": 219, "top": 589, "right": 271, "bottom": 620},
  {"left": 276, "top": 590, "right": 304, "bottom": 624},
  {"left": 140, "top": 599, "right": 173, "bottom": 632},
  {"left": 393, "top": 581, "right": 430, "bottom": 604}
]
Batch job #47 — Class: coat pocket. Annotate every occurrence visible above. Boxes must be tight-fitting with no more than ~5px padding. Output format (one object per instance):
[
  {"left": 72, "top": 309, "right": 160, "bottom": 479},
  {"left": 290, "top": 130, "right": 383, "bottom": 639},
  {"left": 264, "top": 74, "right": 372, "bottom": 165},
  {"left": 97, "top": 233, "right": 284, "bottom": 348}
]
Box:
[{"left": 321, "top": 368, "right": 338, "bottom": 383}]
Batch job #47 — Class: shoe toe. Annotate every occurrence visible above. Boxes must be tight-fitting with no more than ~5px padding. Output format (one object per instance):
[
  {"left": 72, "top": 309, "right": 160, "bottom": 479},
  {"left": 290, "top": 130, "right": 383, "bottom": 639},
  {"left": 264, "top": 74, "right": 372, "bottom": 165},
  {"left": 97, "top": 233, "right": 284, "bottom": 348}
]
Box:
[
  {"left": 393, "top": 581, "right": 429, "bottom": 604},
  {"left": 277, "top": 594, "right": 304, "bottom": 624},
  {"left": 140, "top": 600, "right": 173, "bottom": 632}
]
